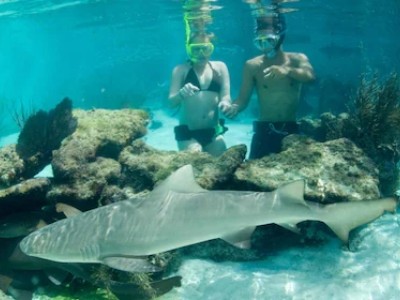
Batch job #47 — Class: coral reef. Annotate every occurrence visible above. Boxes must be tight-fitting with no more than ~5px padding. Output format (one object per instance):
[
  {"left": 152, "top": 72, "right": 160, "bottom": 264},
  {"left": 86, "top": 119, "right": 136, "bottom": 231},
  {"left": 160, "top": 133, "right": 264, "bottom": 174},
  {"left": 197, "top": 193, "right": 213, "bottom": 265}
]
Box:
[
  {"left": 0, "top": 145, "right": 24, "bottom": 188},
  {"left": 119, "top": 140, "right": 246, "bottom": 192},
  {"left": 300, "top": 73, "right": 400, "bottom": 195},
  {"left": 234, "top": 135, "right": 380, "bottom": 203},
  {"left": 0, "top": 98, "right": 393, "bottom": 299},
  {"left": 0, "top": 178, "right": 50, "bottom": 218},
  {"left": 48, "top": 108, "right": 149, "bottom": 207}
]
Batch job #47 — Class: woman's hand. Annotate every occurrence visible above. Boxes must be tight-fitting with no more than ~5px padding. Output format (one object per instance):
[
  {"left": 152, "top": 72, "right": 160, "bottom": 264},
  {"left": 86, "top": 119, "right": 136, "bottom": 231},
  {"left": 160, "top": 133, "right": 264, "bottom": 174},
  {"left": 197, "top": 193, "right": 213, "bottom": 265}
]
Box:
[
  {"left": 179, "top": 83, "right": 200, "bottom": 98},
  {"left": 219, "top": 102, "right": 239, "bottom": 119}
]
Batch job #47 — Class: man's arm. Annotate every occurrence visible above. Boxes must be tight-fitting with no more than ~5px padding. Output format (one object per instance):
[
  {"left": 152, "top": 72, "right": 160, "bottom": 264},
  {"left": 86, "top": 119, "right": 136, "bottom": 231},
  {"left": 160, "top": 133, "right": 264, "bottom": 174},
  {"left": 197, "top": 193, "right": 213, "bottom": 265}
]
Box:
[
  {"left": 287, "top": 53, "right": 315, "bottom": 83},
  {"left": 220, "top": 61, "right": 254, "bottom": 118},
  {"left": 216, "top": 62, "right": 231, "bottom": 106},
  {"left": 264, "top": 53, "right": 315, "bottom": 83}
]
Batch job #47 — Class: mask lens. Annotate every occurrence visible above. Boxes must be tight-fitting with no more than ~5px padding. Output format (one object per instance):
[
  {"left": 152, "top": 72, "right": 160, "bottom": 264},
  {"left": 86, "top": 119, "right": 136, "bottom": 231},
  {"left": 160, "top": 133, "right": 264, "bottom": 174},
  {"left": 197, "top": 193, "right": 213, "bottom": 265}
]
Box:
[
  {"left": 254, "top": 34, "right": 279, "bottom": 51},
  {"left": 188, "top": 43, "right": 214, "bottom": 57}
]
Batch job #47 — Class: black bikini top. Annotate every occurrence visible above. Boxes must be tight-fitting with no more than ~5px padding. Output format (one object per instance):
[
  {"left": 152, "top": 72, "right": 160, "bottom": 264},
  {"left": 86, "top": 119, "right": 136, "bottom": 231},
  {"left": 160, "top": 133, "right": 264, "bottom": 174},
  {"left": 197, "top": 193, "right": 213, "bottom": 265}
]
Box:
[{"left": 183, "top": 62, "right": 222, "bottom": 93}]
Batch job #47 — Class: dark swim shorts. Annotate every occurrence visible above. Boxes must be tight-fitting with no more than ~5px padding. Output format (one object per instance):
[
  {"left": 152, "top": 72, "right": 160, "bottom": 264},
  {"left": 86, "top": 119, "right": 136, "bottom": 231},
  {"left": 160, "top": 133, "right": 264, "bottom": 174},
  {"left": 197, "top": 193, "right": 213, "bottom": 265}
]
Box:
[
  {"left": 249, "top": 121, "right": 298, "bottom": 159},
  {"left": 174, "top": 119, "right": 228, "bottom": 147}
]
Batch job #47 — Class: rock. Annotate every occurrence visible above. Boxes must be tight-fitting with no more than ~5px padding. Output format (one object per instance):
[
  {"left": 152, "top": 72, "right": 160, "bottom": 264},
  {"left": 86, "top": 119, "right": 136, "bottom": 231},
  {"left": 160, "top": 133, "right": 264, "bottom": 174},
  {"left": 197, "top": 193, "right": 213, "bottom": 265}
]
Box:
[
  {"left": 48, "top": 158, "right": 122, "bottom": 209},
  {"left": 0, "top": 178, "right": 51, "bottom": 218},
  {"left": 234, "top": 135, "right": 380, "bottom": 203},
  {"left": 0, "top": 145, "right": 24, "bottom": 188},
  {"left": 119, "top": 140, "right": 247, "bottom": 192},
  {"left": 298, "top": 117, "right": 323, "bottom": 141},
  {"left": 48, "top": 109, "right": 148, "bottom": 206}
]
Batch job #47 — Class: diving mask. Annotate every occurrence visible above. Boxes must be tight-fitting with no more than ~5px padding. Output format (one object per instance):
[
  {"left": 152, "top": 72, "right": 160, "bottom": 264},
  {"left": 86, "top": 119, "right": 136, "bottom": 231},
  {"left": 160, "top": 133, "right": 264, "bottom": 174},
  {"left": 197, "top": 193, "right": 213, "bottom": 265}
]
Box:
[
  {"left": 186, "top": 42, "right": 215, "bottom": 59},
  {"left": 254, "top": 33, "right": 280, "bottom": 51}
]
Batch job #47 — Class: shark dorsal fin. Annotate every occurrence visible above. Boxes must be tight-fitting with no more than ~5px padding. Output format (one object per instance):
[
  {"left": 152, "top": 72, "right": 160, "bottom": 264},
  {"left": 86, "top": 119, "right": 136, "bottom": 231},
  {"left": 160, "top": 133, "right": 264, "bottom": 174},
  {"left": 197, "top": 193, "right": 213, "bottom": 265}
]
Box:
[
  {"left": 278, "top": 180, "right": 308, "bottom": 206},
  {"left": 154, "top": 165, "right": 206, "bottom": 193}
]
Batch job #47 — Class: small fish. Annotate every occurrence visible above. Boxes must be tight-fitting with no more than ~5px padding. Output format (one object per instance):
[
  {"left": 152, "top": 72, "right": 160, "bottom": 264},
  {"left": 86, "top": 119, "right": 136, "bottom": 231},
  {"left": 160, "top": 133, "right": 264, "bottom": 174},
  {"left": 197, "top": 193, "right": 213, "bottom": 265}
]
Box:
[
  {"left": 0, "top": 212, "right": 48, "bottom": 238},
  {"left": 55, "top": 203, "right": 82, "bottom": 218}
]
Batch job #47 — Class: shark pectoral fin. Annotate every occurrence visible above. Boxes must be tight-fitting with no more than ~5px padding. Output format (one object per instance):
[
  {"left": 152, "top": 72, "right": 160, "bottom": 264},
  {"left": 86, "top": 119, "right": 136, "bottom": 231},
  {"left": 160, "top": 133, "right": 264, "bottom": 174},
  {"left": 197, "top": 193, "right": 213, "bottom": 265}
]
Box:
[
  {"left": 102, "top": 256, "right": 162, "bottom": 273},
  {"left": 221, "top": 226, "right": 256, "bottom": 249},
  {"left": 277, "top": 223, "right": 300, "bottom": 234}
]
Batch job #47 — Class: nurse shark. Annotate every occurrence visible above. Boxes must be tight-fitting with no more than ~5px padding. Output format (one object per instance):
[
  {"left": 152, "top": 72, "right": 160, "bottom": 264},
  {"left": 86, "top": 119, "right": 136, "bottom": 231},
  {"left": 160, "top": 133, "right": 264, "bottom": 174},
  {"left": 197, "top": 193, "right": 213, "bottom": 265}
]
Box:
[{"left": 20, "top": 165, "right": 397, "bottom": 273}]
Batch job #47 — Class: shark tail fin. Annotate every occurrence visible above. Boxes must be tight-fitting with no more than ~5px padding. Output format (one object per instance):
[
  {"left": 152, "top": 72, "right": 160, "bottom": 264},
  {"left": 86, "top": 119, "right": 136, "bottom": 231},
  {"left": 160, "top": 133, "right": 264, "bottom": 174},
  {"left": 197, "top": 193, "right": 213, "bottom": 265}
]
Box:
[{"left": 318, "top": 197, "right": 397, "bottom": 244}]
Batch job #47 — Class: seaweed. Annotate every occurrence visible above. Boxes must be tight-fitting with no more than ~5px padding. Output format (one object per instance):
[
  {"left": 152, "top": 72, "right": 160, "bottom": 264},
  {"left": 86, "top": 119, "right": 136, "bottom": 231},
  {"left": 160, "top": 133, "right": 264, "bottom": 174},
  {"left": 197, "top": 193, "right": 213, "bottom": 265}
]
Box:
[
  {"left": 350, "top": 73, "right": 400, "bottom": 152},
  {"left": 15, "top": 98, "right": 77, "bottom": 178},
  {"left": 328, "top": 72, "right": 400, "bottom": 195},
  {"left": 10, "top": 99, "right": 36, "bottom": 129}
]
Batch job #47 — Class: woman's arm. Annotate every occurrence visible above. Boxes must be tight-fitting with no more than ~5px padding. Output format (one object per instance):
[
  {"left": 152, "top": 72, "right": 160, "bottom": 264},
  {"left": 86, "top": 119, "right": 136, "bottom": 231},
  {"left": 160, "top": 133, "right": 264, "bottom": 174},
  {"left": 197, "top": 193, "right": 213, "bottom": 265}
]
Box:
[{"left": 168, "top": 66, "right": 184, "bottom": 108}]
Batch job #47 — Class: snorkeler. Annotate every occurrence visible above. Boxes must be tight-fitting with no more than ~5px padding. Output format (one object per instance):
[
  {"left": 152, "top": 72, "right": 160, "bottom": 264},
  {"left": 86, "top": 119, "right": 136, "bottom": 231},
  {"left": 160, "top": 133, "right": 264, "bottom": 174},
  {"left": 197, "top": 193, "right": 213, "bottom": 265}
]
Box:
[
  {"left": 168, "top": 32, "right": 231, "bottom": 156},
  {"left": 220, "top": 11, "right": 315, "bottom": 159}
]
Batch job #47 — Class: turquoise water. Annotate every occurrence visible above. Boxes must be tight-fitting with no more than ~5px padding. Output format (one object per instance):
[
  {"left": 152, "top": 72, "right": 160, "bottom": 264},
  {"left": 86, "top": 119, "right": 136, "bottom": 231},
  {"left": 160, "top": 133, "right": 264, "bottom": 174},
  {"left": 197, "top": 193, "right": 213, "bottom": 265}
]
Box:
[
  {"left": 0, "top": 0, "right": 399, "bottom": 133},
  {"left": 1, "top": 1, "right": 400, "bottom": 299}
]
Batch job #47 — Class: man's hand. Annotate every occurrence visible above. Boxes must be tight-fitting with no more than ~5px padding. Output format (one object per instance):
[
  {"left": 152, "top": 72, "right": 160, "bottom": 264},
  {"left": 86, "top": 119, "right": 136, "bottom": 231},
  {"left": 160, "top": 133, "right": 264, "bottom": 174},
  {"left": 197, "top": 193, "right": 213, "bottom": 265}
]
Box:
[
  {"left": 179, "top": 83, "right": 200, "bottom": 98},
  {"left": 263, "top": 65, "right": 289, "bottom": 80},
  {"left": 219, "top": 102, "right": 239, "bottom": 119}
]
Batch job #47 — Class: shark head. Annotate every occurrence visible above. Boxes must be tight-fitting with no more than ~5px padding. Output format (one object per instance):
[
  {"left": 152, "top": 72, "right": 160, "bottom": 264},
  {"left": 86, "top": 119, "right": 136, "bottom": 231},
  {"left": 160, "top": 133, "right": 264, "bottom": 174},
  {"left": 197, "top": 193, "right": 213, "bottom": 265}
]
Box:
[
  {"left": 19, "top": 229, "right": 53, "bottom": 259},
  {"left": 19, "top": 219, "right": 91, "bottom": 262}
]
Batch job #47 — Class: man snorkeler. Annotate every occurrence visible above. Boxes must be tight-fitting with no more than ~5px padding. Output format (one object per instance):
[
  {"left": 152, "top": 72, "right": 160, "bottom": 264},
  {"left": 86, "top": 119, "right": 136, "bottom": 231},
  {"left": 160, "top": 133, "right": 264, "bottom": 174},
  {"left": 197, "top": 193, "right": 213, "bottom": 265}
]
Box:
[{"left": 221, "top": 12, "right": 315, "bottom": 159}]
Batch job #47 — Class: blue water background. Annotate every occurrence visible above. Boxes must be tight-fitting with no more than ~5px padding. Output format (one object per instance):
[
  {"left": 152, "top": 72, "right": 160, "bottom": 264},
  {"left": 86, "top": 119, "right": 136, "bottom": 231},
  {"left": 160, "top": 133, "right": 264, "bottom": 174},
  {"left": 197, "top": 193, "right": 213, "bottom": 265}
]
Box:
[
  {"left": 0, "top": 0, "right": 399, "bottom": 134},
  {"left": 0, "top": 2, "right": 400, "bottom": 299}
]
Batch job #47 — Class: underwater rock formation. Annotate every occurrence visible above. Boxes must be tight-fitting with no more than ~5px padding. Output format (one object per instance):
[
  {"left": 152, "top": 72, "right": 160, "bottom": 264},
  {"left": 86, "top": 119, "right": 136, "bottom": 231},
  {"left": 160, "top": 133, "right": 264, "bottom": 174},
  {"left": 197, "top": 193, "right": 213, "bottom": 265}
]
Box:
[
  {"left": 0, "top": 145, "right": 24, "bottom": 188},
  {"left": 119, "top": 140, "right": 246, "bottom": 192},
  {"left": 234, "top": 135, "right": 380, "bottom": 203},
  {"left": 16, "top": 98, "right": 77, "bottom": 179},
  {"left": 49, "top": 109, "right": 149, "bottom": 207},
  {"left": 0, "top": 101, "right": 394, "bottom": 299},
  {"left": 0, "top": 178, "right": 50, "bottom": 218},
  {"left": 300, "top": 73, "right": 400, "bottom": 196}
]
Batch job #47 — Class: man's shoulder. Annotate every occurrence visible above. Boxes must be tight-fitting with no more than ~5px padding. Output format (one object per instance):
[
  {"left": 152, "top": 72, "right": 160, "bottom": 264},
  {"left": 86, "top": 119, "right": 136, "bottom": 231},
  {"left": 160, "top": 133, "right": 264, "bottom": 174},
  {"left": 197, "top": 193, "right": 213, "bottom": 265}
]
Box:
[
  {"left": 245, "top": 55, "right": 264, "bottom": 70},
  {"left": 285, "top": 52, "right": 309, "bottom": 62},
  {"left": 246, "top": 54, "right": 264, "bottom": 64}
]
